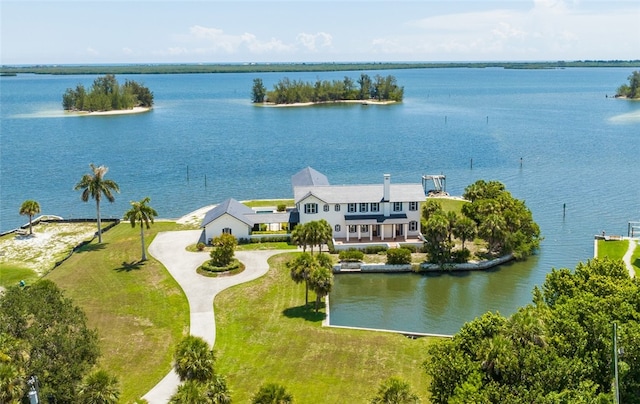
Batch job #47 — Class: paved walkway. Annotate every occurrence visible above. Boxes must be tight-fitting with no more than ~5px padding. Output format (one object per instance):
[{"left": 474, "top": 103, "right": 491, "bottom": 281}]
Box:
[{"left": 143, "top": 230, "right": 280, "bottom": 403}]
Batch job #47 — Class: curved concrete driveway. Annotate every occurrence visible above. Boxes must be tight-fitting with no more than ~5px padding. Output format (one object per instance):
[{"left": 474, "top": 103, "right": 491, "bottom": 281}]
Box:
[{"left": 143, "top": 230, "right": 280, "bottom": 403}]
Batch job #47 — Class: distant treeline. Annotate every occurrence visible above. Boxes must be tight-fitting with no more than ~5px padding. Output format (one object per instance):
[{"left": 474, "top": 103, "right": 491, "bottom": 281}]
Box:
[
  {"left": 62, "top": 74, "right": 153, "bottom": 112},
  {"left": 252, "top": 74, "right": 403, "bottom": 104},
  {"left": 3, "top": 60, "right": 640, "bottom": 75}
]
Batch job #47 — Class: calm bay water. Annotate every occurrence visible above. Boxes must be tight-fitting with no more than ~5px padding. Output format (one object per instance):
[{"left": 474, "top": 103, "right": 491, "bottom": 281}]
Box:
[{"left": 1, "top": 67, "right": 639, "bottom": 334}]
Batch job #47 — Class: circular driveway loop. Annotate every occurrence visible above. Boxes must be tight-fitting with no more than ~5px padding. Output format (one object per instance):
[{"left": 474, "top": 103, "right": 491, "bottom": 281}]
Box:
[{"left": 143, "top": 230, "right": 280, "bottom": 403}]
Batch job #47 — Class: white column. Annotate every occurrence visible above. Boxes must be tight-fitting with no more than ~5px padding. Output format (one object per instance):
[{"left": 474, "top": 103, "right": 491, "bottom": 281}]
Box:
[
  {"left": 381, "top": 224, "right": 385, "bottom": 240},
  {"left": 403, "top": 223, "right": 408, "bottom": 241},
  {"left": 393, "top": 224, "right": 396, "bottom": 239},
  {"left": 357, "top": 225, "right": 361, "bottom": 241},
  {"left": 346, "top": 226, "right": 350, "bottom": 242},
  {"left": 369, "top": 227, "right": 373, "bottom": 241}
]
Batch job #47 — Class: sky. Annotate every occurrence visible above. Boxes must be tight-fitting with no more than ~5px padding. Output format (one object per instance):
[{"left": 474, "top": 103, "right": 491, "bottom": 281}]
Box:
[{"left": 1, "top": 0, "right": 639, "bottom": 65}]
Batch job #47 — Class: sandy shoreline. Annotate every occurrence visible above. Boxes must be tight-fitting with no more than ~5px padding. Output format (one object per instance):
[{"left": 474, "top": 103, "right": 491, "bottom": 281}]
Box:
[
  {"left": 261, "top": 99, "right": 397, "bottom": 108},
  {"left": 67, "top": 106, "right": 151, "bottom": 116}
]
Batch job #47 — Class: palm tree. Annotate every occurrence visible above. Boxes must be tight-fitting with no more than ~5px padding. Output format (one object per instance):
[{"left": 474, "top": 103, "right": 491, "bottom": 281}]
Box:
[
  {"left": 123, "top": 197, "right": 158, "bottom": 261},
  {"left": 77, "top": 369, "right": 120, "bottom": 404},
  {"left": 286, "top": 252, "right": 316, "bottom": 305},
  {"left": 308, "top": 265, "right": 333, "bottom": 313},
  {"left": 453, "top": 216, "right": 477, "bottom": 249},
  {"left": 173, "top": 335, "right": 216, "bottom": 383},
  {"left": 19, "top": 199, "right": 40, "bottom": 235},
  {"left": 74, "top": 164, "right": 120, "bottom": 243},
  {"left": 290, "top": 223, "right": 309, "bottom": 252},
  {"left": 252, "top": 383, "right": 294, "bottom": 404},
  {"left": 371, "top": 377, "right": 420, "bottom": 404},
  {"left": 203, "top": 374, "right": 232, "bottom": 404},
  {"left": 169, "top": 380, "right": 206, "bottom": 404}
]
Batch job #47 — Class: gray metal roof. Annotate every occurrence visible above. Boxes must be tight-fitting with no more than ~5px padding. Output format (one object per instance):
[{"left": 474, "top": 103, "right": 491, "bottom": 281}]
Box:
[
  {"left": 291, "top": 167, "right": 330, "bottom": 188},
  {"left": 294, "top": 183, "right": 425, "bottom": 204},
  {"left": 201, "top": 198, "right": 256, "bottom": 227},
  {"left": 245, "top": 212, "right": 292, "bottom": 224}
]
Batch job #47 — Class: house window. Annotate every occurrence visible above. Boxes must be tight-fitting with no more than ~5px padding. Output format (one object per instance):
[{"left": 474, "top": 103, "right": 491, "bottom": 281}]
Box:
[
  {"left": 348, "top": 203, "right": 356, "bottom": 213},
  {"left": 323, "top": 204, "right": 330, "bottom": 212},
  {"left": 304, "top": 203, "right": 318, "bottom": 214},
  {"left": 335, "top": 224, "right": 341, "bottom": 232},
  {"left": 361, "top": 225, "right": 369, "bottom": 233},
  {"left": 370, "top": 203, "right": 380, "bottom": 212},
  {"left": 409, "top": 202, "right": 419, "bottom": 211},
  {"left": 335, "top": 204, "right": 341, "bottom": 212},
  {"left": 393, "top": 202, "right": 403, "bottom": 212},
  {"left": 409, "top": 221, "right": 418, "bottom": 231},
  {"left": 349, "top": 225, "right": 357, "bottom": 233},
  {"left": 359, "top": 203, "right": 368, "bottom": 212},
  {"left": 222, "top": 227, "right": 232, "bottom": 235}
]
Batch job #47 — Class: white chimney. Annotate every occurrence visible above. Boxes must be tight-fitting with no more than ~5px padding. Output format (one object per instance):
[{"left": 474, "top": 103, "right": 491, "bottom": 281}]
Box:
[{"left": 383, "top": 174, "right": 391, "bottom": 202}]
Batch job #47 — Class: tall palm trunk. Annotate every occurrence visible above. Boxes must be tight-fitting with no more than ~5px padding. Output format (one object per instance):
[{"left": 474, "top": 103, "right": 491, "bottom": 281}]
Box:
[
  {"left": 140, "top": 221, "right": 147, "bottom": 261},
  {"left": 28, "top": 214, "right": 33, "bottom": 235},
  {"left": 96, "top": 198, "right": 102, "bottom": 243},
  {"left": 305, "top": 281, "right": 309, "bottom": 306}
]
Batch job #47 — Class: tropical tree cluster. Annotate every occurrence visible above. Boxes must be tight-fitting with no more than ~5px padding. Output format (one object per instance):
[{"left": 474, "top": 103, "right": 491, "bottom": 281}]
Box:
[
  {"left": 252, "top": 73, "right": 404, "bottom": 104},
  {"left": 170, "top": 335, "right": 231, "bottom": 403},
  {"left": 422, "top": 181, "right": 539, "bottom": 264},
  {"left": 0, "top": 280, "right": 119, "bottom": 403},
  {"left": 616, "top": 70, "right": 640, "bottom": 99},
  {"left": 426, "top": 258, "right": 640, "bottom": 403},
  {"left": 287, "top": 245, "right": 334, "bottom": 313},
  {"left": 461, "top": 180, "right": 541, "bottom": 259},
  {"left": 63, "top": 74, "right": 154, "bottom": 112},
  {"left": 290, "top": 219, "right": 333, "bottom": 253},
  {"left": 421, "top": 199, "right": 477, "bottom": 265}
]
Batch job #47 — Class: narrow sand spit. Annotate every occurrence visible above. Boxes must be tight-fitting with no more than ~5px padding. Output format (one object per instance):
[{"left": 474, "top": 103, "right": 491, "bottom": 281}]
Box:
[{"left": 68, "top": 106, "right": 151, "bottom": 116}]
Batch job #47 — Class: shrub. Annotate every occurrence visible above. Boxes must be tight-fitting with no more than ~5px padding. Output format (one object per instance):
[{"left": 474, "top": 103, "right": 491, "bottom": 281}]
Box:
[
  {"left": 196, "top": 242, "right": 206, "bottom": 251},
  {"left": 210, "top": 233, "right": 237, "bottom": 267},
  {"left": 452, "top": 248, "right": 471, "bottom": 263},
  {"left": 399, "top": 244, "right": 418, "bottom": 253},
  {"left": 200, "top": 259, "right": 241, "bottom": 273},
  {"left": 386, "top": 248, "right": 412, "bottom": 265},
  {"left": 338, "top": 249, "right": 364, "bottom": 262},
  {"left": 363, "top": 245, "right": 388, "bottom": 254},
  {"left": 277, "top": 203, "right": 287, "bottom": 212}
]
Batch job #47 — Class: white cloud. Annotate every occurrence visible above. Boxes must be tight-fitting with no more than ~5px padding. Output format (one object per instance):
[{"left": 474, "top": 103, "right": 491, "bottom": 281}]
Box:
[{"left": 296, "top": 32, "right": 333, "bottom": 51}]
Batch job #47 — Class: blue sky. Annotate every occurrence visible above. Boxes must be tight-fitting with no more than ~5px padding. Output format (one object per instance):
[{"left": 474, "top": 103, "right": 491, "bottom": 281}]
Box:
[{"left": 1, "top": 0, "right": 638, "bottom": 64}]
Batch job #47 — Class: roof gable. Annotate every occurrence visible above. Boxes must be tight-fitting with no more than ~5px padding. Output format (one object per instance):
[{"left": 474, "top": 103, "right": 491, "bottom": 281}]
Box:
[{"left": 201, "top": 198, "right": 255, "bottom": 227}]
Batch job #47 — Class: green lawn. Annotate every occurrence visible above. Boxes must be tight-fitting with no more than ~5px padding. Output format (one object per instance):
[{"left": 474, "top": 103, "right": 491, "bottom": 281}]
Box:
[
  {"left": 597, "top": 239, "right": 629, "bottom": 260},
  {"left": 0, "top": 265, "right": 39, "bottom": 288},
  {"left": 45, "top": 222, "right": 189, "bottom": 402},
  {"left": 435, "top": 197, "right": 469, "bottom": 215},
  {"left": 243, "top": 199, "right": 294, "bottom": 208},
  {"left": 214, "top": 252, "right": 438, "bottom": 403}
]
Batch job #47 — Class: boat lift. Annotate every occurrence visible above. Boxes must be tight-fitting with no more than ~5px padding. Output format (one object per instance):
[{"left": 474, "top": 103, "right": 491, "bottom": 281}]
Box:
[
  {"left": 629, "top": 221, "right": 640, "bottom": 238},
  {"left": 422, "top": 174, "right": 447, "bottom": 196}
]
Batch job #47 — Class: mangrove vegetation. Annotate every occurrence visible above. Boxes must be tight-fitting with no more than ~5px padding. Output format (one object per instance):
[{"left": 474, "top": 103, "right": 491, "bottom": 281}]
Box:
[
  {"left": 62, "top": 74, "right": 153, "bottom": 112},
  {"left": 252, "top": 73, "right": 403, "bottom": 104}
]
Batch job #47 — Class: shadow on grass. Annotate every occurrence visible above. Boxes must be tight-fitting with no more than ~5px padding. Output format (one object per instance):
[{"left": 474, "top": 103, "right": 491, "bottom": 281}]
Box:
[
  {"left": 114, "top": 260, "right": 145, "bottom": 272},
  {"left": 76, "top": 243, "right": 108, "bottom": 253},
  {"left": 283, "top": 303, "right": 326, "bottom": 322}
]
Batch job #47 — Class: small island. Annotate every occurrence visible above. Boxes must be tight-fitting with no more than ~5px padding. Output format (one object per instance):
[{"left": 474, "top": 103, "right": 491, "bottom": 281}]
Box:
[
  {"left": 62, "top": 74, "right": 154, "bottom": 114},
  {"left": 251, "top": 73, "right": 403, "bottom": 105},
  {"left": 615, "top": 70, "right": 639, "bottom": 99}
]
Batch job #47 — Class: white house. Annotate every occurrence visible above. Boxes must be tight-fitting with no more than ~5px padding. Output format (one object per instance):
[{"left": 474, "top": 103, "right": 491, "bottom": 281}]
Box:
[
  {"left": 292, "top": 167, "right": 425, "bottom": 245},
  {"left": 201, "top": 198, "right": 291, "bottom": 243}
]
